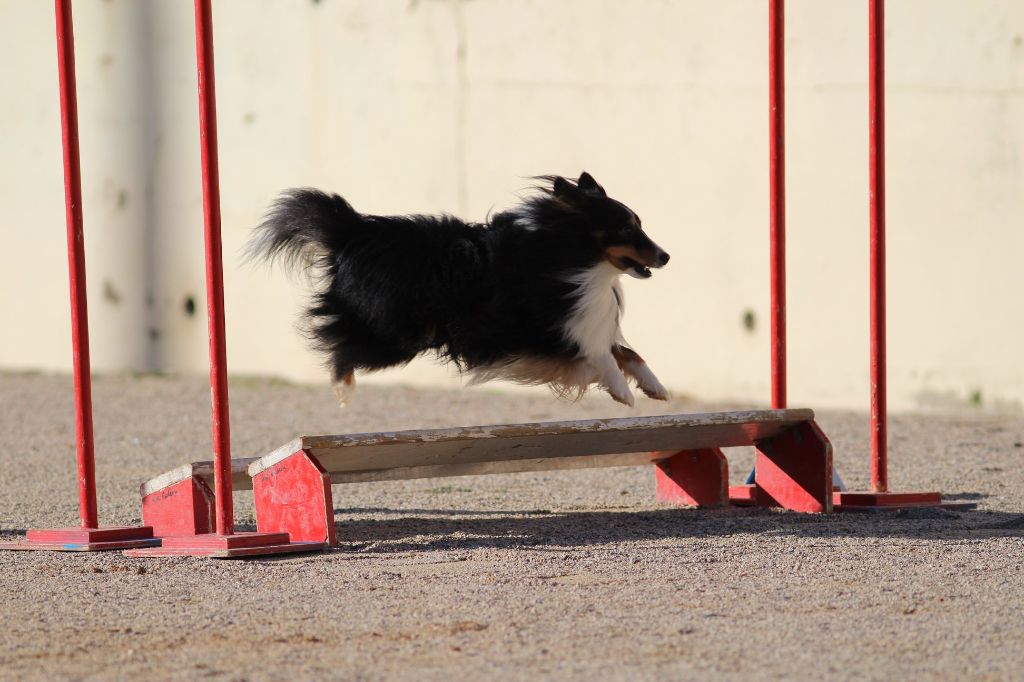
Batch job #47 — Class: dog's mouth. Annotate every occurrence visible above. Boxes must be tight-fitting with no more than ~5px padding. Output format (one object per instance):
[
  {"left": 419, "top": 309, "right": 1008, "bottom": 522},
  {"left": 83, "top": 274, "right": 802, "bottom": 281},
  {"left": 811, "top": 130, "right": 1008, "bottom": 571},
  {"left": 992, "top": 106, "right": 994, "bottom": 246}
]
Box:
[
  {"left": 606, "top": 245, "right": 670, "bottom": 279},
  {"left": 621, "top": 257, "right": 654, "bottom": 279}
]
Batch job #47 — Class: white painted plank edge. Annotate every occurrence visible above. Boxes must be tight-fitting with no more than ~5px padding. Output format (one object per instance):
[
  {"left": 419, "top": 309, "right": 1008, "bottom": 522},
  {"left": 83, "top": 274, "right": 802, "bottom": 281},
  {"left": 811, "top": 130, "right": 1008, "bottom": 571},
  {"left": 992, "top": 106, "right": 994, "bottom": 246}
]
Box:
[{"left": 139, "top": 456, "right": 259, "bottom": 497}]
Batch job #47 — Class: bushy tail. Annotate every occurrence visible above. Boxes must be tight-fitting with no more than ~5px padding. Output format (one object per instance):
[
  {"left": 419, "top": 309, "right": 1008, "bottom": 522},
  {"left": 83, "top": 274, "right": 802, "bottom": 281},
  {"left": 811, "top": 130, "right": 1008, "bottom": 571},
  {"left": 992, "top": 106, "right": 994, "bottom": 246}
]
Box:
[{"left": 245, "top": 188, "right": 360, "bottom": 272}]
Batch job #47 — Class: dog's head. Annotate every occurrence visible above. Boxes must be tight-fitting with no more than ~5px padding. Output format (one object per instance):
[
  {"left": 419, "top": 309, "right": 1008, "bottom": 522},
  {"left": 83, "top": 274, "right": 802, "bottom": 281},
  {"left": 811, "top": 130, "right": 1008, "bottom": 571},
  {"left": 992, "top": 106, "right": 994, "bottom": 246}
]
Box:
[{"left": 548, "top": 172, "right": 670, "bottom": 279}]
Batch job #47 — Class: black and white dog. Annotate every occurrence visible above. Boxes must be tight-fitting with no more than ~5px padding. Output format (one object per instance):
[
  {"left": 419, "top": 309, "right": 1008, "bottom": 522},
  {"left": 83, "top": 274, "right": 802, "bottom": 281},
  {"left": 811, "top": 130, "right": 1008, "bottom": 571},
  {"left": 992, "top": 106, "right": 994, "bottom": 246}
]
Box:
[{"left": 248, "top": 172, "right": 670, "bottom": 406}]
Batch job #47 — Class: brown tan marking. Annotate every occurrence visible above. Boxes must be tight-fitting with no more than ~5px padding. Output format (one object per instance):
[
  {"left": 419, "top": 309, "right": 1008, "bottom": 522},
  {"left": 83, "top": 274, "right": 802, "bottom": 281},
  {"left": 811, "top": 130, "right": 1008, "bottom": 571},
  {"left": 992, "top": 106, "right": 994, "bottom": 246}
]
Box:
[
  {"left": 611, "top": 344, "right": 644, "bottom": 367},
  {"left": 605, "top": 245, "right": 646, "bottom": 271}
]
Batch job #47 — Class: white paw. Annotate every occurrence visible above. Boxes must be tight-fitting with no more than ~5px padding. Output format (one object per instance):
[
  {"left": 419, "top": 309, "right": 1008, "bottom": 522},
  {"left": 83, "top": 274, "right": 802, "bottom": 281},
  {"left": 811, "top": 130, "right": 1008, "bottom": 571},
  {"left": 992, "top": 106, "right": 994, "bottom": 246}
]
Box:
[
  {"left": 639, "top": 378, "right": 669, "bottom": 401},
  {"left": 626, "top": 361, "right": 669, "bottom": 401},
  {"left": 605, "top": 379, "right": 635, "bottom": 407},
  {"left": 589, "top": 354, "right": 635, "bottom": 407}
]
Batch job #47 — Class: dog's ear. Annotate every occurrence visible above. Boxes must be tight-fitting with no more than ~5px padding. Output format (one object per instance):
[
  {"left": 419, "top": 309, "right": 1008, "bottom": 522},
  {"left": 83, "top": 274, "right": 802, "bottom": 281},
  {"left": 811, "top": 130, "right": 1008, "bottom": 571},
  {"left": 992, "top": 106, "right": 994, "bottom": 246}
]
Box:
[
  {"left": 552, "top": 176, "right": 580, "bottom": 201},
  {"left": 577, "top": 171, "right": 606, "bottom": 197}
]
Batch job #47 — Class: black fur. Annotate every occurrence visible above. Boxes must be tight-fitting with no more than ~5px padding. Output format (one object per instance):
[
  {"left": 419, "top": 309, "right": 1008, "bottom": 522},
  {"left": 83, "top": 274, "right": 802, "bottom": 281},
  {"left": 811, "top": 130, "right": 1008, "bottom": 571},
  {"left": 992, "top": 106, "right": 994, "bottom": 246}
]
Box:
[{"left": 248, "top": 173, "right": 668, "bottom": 393}]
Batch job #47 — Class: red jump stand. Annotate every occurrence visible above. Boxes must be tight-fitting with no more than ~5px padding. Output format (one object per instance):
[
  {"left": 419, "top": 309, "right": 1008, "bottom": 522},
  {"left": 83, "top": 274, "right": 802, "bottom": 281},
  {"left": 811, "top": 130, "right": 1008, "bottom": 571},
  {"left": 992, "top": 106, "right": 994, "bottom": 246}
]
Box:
[
  {"left": 0, "top": 0, "right": 156, "bottom": 553},
  {"left": 135, "top": 450, "right": 337, "bottom": 550},
  {"left": 733, "top": 0, "right": 953, "bottom": 513},
  {"left": 826, "top": 0, "right": 949, "bottom": 513},
  {"left": 126, "top": 0, "right": 325, "bottom": 558}
]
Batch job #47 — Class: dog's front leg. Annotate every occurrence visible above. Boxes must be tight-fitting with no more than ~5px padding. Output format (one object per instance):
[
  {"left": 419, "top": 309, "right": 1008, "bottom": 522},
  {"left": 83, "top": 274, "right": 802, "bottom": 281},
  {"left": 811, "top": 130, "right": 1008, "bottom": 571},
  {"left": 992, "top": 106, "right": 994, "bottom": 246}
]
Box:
[
  {"left": 613, "top": 345, "right": 669, "bottom": 401},
  {"left": 591, "top": 353, "right": 635, "bottom": 406}
]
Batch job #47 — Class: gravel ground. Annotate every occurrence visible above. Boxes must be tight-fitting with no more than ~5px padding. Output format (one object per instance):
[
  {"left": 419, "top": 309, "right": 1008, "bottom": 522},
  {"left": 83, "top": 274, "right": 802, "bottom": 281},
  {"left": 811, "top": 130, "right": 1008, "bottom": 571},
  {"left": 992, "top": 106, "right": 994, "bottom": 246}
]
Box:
[{"left": 0, "top": 371, "right": 1021, "bottom": 681}]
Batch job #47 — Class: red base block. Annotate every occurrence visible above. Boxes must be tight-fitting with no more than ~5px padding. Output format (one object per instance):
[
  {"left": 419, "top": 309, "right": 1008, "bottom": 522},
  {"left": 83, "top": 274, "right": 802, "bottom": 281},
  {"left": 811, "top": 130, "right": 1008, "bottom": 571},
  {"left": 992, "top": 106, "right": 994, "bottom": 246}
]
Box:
[
  {"left": 753, "top": 420, "right": 833, "bottom": 513},
  {"left": 655, "top": 448, "right": 728, "bottom": 507},
  {"left": 124, "top": 532, "right": 326, "bottom": 558},
  {"left": 730, "top": 487, "right": 966, "bottom": 512},
  {"left": 729, "top": 484, "right": 758, "bottom": 505},
  {"left": 0, "top": 525, "right": 159, "bottom": 552},
  {"left": 252, "top": 450, "right": 336, "bottom": 545},
  {"left": 142, "top": 476, "right": 215, "bottom": 537},
  {"left": 834, "top": 490, "right": 966, "bottom": 511}
]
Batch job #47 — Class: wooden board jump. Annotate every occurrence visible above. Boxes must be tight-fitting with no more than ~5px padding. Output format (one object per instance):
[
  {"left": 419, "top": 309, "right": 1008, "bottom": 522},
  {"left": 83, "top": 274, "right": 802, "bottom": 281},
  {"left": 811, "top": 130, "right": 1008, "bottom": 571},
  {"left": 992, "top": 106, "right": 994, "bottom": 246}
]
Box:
[
  {"left": 139, "top": 409, "right": 833, "bottom": 544},
  {"left": 139, "top": 409, "right": 833, "bottom": 542}
]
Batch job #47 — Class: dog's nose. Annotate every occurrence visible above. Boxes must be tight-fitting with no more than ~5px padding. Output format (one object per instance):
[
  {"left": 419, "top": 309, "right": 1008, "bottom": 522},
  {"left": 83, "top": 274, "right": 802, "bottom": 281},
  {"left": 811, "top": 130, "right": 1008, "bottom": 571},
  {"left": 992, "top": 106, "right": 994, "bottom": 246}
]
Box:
[{"left": 658, "top": 251, "right": 670, "bottom": 266}]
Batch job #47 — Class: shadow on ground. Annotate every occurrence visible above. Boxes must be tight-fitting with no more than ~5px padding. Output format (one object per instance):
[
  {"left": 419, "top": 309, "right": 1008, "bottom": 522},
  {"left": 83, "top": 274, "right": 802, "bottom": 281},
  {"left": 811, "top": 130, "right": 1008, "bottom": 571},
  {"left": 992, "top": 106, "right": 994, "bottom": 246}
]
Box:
[{"left": 329, "top": 505, "right": 1024, "bottom": 553}]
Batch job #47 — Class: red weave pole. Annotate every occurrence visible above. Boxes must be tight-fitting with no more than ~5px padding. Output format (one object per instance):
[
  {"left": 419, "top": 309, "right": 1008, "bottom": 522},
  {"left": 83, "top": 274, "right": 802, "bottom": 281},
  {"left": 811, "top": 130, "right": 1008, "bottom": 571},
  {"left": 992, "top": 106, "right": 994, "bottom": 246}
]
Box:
[
  {"left": 769, "top": 0, "right": 786, "bottom": 409},
  {"left": 55, "top": 0, "right": 98, "bottom": 529},
  {"left": 869, "top": 0, "right": 887, "bottom": 492},
  {"left": 194, "top": 0, "right": 234, "bottom": 535}
]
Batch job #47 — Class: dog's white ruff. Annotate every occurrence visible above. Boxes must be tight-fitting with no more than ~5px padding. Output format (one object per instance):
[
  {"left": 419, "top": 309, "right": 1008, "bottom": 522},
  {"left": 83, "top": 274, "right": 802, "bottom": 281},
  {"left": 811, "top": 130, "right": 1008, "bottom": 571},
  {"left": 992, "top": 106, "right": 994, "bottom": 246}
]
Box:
[{"left": 560, "top": 263, "right": 634, "bottom": 405}]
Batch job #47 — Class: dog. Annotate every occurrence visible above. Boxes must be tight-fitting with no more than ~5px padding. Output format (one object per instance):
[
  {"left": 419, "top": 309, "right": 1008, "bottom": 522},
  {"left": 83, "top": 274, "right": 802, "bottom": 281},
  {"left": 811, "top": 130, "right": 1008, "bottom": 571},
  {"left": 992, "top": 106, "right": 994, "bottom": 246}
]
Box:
[{"left": 247, "top": 172, "right": 670, "bottom": 406}]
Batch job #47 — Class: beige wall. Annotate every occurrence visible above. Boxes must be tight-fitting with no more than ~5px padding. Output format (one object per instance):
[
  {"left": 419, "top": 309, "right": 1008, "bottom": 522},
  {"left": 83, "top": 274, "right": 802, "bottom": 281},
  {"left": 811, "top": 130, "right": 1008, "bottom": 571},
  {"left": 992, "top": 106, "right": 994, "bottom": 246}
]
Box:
[{"left": 1, "top": 0, "right": 1021, "bottom": 412}]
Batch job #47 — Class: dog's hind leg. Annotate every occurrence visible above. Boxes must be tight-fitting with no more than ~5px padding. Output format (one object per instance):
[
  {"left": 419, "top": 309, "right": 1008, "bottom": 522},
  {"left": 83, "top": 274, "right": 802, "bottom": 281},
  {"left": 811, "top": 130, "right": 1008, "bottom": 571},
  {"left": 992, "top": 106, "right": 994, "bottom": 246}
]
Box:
[
  {"left": 590, "top": 353, "right": 635, "bottom": 407},
  {"left": 326, "top": 348, "right": 357, "bottom": 407},
  {"left": 332, "top": 368, "right": 356, "bottom": 407},
  {"left": 613, "top": 344, "right": 669, "bottom": 401},
  {"left": 326, "top": 335, "right": 420, "bottom": 407}
]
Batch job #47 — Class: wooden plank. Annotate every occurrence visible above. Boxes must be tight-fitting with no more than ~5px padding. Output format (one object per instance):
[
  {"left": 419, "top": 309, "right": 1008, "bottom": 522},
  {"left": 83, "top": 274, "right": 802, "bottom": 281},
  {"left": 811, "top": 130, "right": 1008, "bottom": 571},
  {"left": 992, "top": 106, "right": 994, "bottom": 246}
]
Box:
[
  {"left": 324, "top": 451, "right": 669, "bottom": 484},
  {"left": 252, "top": 409, "right": 813, "bottom": 481},
  {"left": 140, "top": 410, "right": 814, "bottom": 495}
]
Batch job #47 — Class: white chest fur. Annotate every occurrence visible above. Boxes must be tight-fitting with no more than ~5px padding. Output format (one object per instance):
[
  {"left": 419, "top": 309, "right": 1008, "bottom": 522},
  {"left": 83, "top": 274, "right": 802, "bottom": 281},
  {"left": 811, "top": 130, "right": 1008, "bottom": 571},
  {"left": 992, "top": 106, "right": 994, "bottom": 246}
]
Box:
[{"left": 562, "top": 262, "right": 624, "bottom": 360}]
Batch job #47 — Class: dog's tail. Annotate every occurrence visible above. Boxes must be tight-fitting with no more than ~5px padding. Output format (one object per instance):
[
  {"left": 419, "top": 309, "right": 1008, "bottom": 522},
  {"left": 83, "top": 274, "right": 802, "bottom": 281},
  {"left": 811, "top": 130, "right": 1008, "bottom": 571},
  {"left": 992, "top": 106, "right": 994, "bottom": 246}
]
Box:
[{"left": 245, "top": 188, "right": 360, "bottom": 272}]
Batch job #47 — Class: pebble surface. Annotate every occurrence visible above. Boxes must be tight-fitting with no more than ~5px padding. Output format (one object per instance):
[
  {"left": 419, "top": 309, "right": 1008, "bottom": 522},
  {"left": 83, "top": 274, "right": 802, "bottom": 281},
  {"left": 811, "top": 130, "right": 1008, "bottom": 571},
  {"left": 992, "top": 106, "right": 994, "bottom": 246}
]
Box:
[{"left": 0, "top": 372, "right": 1021, "bottom": 681}]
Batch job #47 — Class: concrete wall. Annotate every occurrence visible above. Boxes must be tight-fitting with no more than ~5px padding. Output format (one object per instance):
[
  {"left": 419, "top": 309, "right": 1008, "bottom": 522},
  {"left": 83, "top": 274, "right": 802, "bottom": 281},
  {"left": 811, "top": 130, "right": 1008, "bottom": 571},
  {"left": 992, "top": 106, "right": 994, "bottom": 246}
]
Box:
[{"left": 1, "top": 0, "right": 1021, "bottom": 412}]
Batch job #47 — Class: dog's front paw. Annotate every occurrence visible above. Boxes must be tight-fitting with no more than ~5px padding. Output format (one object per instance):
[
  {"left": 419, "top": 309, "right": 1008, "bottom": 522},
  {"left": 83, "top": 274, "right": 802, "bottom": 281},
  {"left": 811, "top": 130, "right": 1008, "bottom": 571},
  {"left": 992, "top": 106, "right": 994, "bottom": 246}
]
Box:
[
  {"left": 631, "top": 367, "right": 669, "bottom": 401},
  {"left": 605, "top": 381, "right": 635, "bottom": 407},
  {"left": 639, "top": 378, "right": 669, "bottom": 401},
  {"left": 641, "top": 386, "right": 669, "bottom": 401}
]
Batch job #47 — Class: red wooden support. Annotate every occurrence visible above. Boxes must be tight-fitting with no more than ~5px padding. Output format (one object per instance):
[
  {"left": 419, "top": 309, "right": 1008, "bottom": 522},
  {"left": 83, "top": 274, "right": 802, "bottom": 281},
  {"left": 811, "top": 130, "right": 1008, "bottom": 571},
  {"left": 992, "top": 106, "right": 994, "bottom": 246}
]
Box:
[
  {"left": 194, "top": 0, "right": 234, "bottom": 537},
  {"left": 127, "top": 533, "right": 316, "bottom": 559},
  {"left": 55, "top": 0, "right": 97, "bottom": 529},
  {"left": 753, "top": 420, "right": 833, "bottom": 513},
  {"left": 0, "top": 527, "right": 157, "bottom": 552},
  {"left": 835, "top": 491, "right": 941, "bottom": 508},
  {"left": 739, "top": 0, "right": 789, "bottom": 493},
  {"left": 141, "top": 476, "right": 215, "bottom": 538},
  {"left": 126, "top": 0, "right": 326, "bottom": 558},
  {"left": 655, "top": 449, "right": 728, "bottom": 508},
  {"left": 1, "top": 0, "right": 157, "bottom": 553},
  {"left": 252, "top": 451, "right": 336, "bottom": 545},
  {"left": 833, "top": 0, "right": 952, "bottom": 512},
  {"left": 769, "top": 0, "right": 786, "bottom": 410},
  {"left": 868, "top": 0, "right": 887, "bottom": 493},
  {"left": 728, "top": 484, "right": 758, "bottom": 505}
]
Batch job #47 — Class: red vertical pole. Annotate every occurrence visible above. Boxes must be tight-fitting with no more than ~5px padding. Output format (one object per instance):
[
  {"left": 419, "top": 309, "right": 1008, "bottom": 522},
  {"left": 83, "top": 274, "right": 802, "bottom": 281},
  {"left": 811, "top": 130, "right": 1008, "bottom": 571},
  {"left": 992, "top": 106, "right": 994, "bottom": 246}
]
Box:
[
  {"left": 194, "top": 0, "right": 234, "bottom": 535},
  {"left": 769, "top": 0, "right": 786, "bottom": 409},
  {"left": 55, "top": 0, "right": 98, "bottom": 530},
  {"left": 869, "top": 0, "right": 887, "bottom": 492}
]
